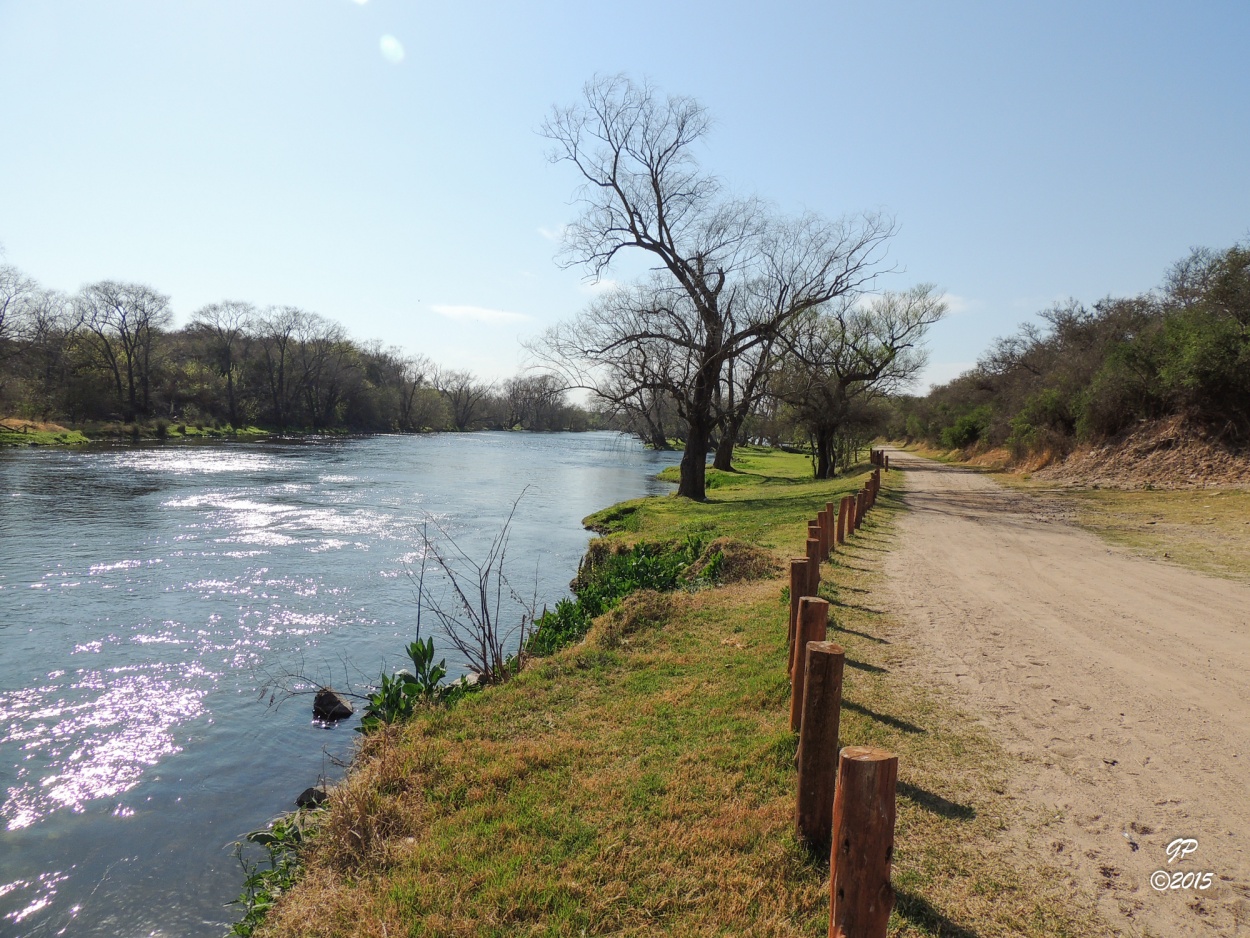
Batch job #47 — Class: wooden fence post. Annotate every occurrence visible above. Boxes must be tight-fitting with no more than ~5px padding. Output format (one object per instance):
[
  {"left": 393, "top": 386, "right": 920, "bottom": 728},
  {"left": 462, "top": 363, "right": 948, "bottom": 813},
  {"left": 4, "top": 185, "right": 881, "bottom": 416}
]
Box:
[
  {"left": 788, "top": 558, "right": 809, "bottom": 673},
  {"left": 836, "top": 497, "right": 848, "bottom": 545},
  {"left": 806, "top": 536, "right": 822, "bottom": 598},
  {"left": 825, "top": 502, "right": 837, "bottom": 556},
  {"left": 796, "top": 640, "right": 846, "bottom": 848},
  {"left": 828, "top": 747, "right": 898, "bottom": 938},
  {"left": 789, "top": 597, "right": 829, "bottom": 731},
  {"left": 818, "top": 510, "right": 831, "bottom": 560}
]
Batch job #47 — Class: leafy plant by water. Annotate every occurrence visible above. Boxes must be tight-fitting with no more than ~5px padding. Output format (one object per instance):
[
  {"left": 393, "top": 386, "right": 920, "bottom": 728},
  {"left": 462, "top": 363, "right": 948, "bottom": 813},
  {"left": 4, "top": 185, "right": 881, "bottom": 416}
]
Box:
[
  {"left": 228, "top": 809, "right": 318, "bottom": 936},
  {"left": 357, "top": 634, "right": 459, "bottom": 733}
]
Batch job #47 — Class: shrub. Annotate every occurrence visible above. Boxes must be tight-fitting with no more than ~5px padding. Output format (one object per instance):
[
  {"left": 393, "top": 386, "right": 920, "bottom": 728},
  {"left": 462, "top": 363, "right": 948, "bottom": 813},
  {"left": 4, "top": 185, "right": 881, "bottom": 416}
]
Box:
[{"left": 939, "top": 406, "right": 992, "bottom": 450}]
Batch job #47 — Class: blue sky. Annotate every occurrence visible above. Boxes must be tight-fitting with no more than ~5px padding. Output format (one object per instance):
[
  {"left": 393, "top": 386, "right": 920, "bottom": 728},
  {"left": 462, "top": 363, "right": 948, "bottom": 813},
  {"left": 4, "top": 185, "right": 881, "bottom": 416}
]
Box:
[{"left": 1, "top": 1, "right": 1247, "bottom": 389}]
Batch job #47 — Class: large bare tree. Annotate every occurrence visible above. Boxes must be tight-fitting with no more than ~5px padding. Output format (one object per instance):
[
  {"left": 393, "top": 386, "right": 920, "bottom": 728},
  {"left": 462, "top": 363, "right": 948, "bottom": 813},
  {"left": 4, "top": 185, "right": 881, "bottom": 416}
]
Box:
[{"left": 541, "top": 75, "right": 893, "bottom": 499}]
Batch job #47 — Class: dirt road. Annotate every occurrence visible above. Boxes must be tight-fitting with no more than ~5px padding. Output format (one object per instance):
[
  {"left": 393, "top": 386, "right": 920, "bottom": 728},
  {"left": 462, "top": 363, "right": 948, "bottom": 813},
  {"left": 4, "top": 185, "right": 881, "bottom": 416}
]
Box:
[{"left": 881, "top": 449, "right": 1250, "bottom": 936}]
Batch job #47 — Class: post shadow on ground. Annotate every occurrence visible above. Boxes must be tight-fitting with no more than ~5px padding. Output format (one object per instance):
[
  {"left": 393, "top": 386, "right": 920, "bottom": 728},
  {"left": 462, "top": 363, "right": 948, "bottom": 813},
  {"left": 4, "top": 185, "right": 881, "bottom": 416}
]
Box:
[
  {"left": 832, "top": 624, "right": 889, "bottom": 644},
  {"left": 829, "top": 563, "right": 872, "bottom": 573},
  {"left": 845, "top": 658, "right": 888, "bottom": 674},
  {"left": 893, "top": 889, "right": 984, "bottom": 938},
  {"left": 847, "top": 542, "right": 887, "bottom": 553},
  {"left": 896, "top": 780, "right": 977, "bottom": 821},
  {"left": 830, "top": 600, "right": 886, "bottom": 616},
  {"left": 841, "top": 699, "right": 925, "bottom": 735}
]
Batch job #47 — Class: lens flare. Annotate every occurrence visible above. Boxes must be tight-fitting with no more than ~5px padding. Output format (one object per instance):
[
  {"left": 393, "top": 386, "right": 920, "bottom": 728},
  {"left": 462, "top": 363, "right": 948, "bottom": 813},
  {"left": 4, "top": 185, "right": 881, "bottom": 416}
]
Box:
[{"left": 380, "top": 35, "right": 405, "bottom": 64}]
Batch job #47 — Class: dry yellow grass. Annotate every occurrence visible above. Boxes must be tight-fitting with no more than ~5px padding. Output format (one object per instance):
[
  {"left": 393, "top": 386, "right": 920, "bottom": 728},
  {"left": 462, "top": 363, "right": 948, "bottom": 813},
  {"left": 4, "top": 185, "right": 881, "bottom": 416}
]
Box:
[{"left": 255, "top": 458, "right": 1105, "bottom": 938}]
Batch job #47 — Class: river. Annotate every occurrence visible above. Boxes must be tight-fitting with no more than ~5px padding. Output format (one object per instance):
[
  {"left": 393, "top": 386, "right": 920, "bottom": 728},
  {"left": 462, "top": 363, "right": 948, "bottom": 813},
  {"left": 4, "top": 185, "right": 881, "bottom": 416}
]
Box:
[{"left": 0, "top": 431, "right": 679, "bottom": 937}]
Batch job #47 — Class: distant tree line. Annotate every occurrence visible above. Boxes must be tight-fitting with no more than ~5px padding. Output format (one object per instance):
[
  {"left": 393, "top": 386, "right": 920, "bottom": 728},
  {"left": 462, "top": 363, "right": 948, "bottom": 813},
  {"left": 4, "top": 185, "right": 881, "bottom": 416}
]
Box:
[
  {"left": 0, "top": 265, "right": 595, "bottom": 434},
  {"left": 893, "top": 242, "right": 1250, "bottom": 456}
]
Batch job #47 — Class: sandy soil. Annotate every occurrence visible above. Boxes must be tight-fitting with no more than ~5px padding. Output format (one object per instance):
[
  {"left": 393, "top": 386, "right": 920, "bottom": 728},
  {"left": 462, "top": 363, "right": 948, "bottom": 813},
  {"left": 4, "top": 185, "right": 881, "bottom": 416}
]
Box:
[{"left": 881, "top": 448, "right": 1250, "bottom": 936}]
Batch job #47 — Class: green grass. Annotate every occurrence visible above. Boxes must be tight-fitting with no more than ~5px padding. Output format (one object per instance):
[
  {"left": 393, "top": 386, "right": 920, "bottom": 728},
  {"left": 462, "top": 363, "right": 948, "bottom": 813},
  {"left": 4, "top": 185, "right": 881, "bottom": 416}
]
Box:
[
  {"left": 253, "top": 450, "right": 1104, "bottom": 938},
  {"left": 0, "top": 425, "right": 90, "bottom": 446}
]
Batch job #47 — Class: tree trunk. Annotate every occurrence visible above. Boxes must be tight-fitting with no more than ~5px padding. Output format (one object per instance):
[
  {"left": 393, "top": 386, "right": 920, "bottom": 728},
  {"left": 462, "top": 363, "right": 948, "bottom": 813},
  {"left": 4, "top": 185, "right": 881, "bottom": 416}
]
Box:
[
  {"left": 677, "top": 417, "right": 711, "bottom": 500},
  {"left": 815, "top": 429, "right": 834, "bottom": 479},
  {"left": 712, "top": 430, "right": 735, "bottom": 471}
]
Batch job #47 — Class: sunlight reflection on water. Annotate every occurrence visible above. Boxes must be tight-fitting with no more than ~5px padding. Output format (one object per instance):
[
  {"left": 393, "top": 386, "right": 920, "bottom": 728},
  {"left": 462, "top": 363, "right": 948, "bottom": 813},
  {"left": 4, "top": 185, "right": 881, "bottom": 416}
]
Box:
[{"left": 1, "top": 663, "right": 210, "bottom": 831}]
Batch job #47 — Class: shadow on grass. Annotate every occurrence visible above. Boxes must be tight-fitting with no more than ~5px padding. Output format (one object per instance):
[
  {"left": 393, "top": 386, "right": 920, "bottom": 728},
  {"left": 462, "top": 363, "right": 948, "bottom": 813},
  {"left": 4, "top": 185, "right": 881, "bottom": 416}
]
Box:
[
  {"left": 842, "top": 700, "right": 924, "bottom": 735},
  {"left": 897, "top": 780, "right": 977, "bottom": 820},
  {"left": 894, "top": 889, "right": 984, "bottom": 938}
]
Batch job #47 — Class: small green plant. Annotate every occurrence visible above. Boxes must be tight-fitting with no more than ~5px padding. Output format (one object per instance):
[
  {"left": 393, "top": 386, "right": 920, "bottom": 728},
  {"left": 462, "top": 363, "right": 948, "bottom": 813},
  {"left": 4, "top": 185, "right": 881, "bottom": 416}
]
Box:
[
  {"left": 357, "top": 634, "right": 450, "bottom": 734},
  {"left": 228, "top": 809, "right": 316, "bottom": 936}
]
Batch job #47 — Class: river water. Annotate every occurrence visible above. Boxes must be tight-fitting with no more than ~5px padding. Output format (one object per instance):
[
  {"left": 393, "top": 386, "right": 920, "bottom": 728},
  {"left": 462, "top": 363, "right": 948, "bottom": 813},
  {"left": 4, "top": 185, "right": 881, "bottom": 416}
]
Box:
[{"left": 0, "top": 432, "right": 678, "bottom": 937}]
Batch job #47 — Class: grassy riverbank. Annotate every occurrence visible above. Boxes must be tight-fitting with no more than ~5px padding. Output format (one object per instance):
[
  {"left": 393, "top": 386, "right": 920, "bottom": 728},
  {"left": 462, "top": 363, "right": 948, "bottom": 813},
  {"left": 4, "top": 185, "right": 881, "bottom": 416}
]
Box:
[
  {"left": 0, "top": 417, "right": 274, "bottom": 446},
  {"left": 253, "top": 448, "right": 1100, "bottom": 938}
]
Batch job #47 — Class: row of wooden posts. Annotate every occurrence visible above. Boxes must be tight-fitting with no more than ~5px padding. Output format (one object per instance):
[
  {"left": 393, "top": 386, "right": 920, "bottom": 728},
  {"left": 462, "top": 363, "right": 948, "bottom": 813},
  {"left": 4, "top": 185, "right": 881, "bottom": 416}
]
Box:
[
  {"left": 869, "top": 448, "right": 890, "bottom": 470},
  {"left": 787, "top": 462, "right": 897, "bottom": 938}
]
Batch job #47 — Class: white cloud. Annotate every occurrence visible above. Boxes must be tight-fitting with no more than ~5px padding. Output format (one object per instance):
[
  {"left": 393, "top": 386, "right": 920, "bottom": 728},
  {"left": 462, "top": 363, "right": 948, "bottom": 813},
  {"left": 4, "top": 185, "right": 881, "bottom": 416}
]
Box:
[
  {"left": 536, "top": 225, "right": 567, "bottom": 242},
  {"left": 939, "top": 293, "right": 975, "bottom": 315},
  {"left": 430, "top": 305, "right": 531, "bottom": 324},
  {"left": 579, "top": 277, "right": 619, "bottom": 294}
]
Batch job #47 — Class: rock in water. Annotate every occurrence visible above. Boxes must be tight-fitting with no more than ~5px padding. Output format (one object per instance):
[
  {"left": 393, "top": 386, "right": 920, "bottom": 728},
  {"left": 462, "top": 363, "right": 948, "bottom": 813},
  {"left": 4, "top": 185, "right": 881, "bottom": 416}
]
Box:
[
  {"left": 313, "top": 687, "right": 353, "bottom": 721},
  {"left": 296, "top": 787, "right": 328, "bottom": 809}
]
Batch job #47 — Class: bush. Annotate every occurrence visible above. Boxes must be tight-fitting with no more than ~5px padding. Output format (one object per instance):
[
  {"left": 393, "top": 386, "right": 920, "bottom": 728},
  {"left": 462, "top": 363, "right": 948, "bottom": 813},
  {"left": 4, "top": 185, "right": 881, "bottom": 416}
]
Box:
[
  {"left": 1007, "top": 389, "right": 1074, "bottom": 457},
  {"left": 939, "top": 406, "right": 992, "bottom": 450},
  {"left": 526, "top": 536, "right": 706, "bottom": 657}
]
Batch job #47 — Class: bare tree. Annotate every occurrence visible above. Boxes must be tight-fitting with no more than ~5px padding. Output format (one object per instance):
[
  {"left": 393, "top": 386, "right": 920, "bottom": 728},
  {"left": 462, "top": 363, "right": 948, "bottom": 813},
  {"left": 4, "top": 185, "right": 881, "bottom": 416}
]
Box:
[
  {"left": 778, "top": 285, "right": 947, "bottom": 477},
  {"left": 76, "top": 281, "right": 172, "bottom": 420},
  {"left": 190, "top": 301, "right": 255, "bottom": 429},
  {"left": 541, "top": 74, "right": 894, "bottom": 499},
  {"left": 292, "top": 312, "right": 358, "bottom": 429},
  {"left": 388, "top": 353, "right": 428, "bottom": 430},
  {"left": 408, "top": 494, "right": 536, "bottom": 684},
  {"left": 253, "top": 306, "right": 304, "bottom": 429},
  {"left": 712, "top": 333, "right": 778, "bottom": 470},
  {"left": 435, "top": 368, "right": 494, "bottom": 431},
  {"left": 499, "top": 373, "right": 565, "bottom": 430},
  {"left": 0, "top": 262, "right": 37, "bottom": 362}
]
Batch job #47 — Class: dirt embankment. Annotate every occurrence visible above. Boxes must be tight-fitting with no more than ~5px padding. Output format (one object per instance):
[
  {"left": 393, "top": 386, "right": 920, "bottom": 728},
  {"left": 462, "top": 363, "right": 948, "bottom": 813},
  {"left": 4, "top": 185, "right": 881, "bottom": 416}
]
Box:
[
  {"left": 1034, "top": 418, "right": 1250, "bottom": 489},
  {"left": 883, "top": 448, "right": 1250, "bottom": 936}
]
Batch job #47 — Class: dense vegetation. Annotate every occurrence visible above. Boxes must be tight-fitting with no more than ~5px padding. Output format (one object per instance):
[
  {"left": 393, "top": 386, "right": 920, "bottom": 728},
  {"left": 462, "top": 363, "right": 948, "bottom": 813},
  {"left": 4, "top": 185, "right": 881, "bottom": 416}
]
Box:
[
  {"left": 895, "top": 242, "right": 1250, "bottom": 456},
  {"left": 0, "top": 270, "right": 594, "bottom": 434}
]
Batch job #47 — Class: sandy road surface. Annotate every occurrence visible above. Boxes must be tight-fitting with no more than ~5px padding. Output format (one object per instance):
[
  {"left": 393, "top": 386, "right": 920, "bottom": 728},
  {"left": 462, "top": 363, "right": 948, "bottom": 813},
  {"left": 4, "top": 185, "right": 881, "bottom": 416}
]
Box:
[{"left": 880, "top": 449, "right": 1250, "bottom": 936}]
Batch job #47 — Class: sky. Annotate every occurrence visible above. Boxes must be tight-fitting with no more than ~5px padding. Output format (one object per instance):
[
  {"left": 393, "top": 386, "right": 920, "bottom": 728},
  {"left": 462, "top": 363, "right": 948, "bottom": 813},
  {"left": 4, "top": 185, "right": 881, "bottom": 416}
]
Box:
[{"left": 1, "top": 1, "right": 1247, "bottom": 391}]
